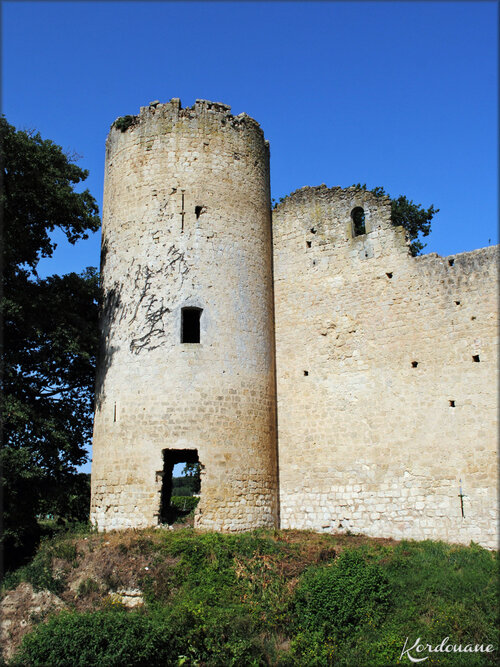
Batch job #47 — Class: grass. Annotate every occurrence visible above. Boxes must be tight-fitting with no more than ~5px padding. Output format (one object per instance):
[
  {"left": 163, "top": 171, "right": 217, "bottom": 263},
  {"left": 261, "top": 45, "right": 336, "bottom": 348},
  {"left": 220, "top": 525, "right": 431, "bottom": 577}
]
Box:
[{"left": 3, "top": 529, "right": 498, "bottom": 666}]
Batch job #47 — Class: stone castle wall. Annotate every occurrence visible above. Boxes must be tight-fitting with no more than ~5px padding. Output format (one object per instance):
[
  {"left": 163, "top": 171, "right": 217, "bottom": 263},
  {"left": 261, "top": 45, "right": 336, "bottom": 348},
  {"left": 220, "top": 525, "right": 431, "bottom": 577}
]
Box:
[
  {"left": 91, "top": 99, "right": 497, "bottom": 548},
  {"left": 91, "top": 99, "right": 278, "bottom": 531},
  {"left": 273, "top": 185, "right": 498, "bottom": 548}
]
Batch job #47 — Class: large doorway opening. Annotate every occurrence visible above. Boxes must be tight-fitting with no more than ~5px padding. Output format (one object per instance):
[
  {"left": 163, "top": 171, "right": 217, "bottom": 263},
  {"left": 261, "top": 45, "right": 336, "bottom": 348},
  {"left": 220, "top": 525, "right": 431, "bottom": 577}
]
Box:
[{"left": 160, "top": 448, "right": 200, "bottom": 524}]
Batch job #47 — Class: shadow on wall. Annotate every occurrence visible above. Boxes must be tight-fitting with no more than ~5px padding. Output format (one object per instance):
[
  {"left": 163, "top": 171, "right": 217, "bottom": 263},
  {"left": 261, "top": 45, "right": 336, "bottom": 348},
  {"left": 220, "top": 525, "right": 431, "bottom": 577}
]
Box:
[{"left": 94, "top": 238, "right": 121, "bottom": 412}]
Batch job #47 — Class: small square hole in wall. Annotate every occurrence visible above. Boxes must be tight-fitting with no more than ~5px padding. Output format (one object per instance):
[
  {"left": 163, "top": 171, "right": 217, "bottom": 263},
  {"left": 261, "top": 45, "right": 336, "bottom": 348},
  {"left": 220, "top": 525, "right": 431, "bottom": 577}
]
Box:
[
  {"left": 449, "top": 400, "right": 455, "bottom": 407},
  {"left": 306, "top": 240, "right": 312, "bottom": 248},
  {"left": 472, "top": 354, "right": 480, "bottom": 362},
  {"left": 386, "top": 272, "right": 393, "bottom": 279},
  {"left": 448, "top": 258, "right": 455, "bottom": 267},
  {"left": 411, "top": 361, "right": 418, "bottom": 368},
  {"left": 310, "top": 227, "right": 317, "bottom": 234},
  {"left": 303, "top": 370, "right": 309, "bottom": 376},
  {"left": 455, "top": 301, "right": 461, "bottom": 306},
  {"left": 195, "top": 206, "right": 203, "bottom": 219}
]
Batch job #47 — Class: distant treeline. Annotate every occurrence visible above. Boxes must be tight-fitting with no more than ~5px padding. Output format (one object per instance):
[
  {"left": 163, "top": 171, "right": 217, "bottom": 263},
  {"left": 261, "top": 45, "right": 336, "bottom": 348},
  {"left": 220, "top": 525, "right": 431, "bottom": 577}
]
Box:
[{"left": 171, "top": 475, "right": 198, "bottom": 497}]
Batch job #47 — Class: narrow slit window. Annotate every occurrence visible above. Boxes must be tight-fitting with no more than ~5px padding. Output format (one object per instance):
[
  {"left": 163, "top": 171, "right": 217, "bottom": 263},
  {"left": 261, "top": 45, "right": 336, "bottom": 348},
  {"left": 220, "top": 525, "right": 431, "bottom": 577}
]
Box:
[
  {"left": 181, "top": 307, "right": 202, "bottom": 343},
  {"left": 351, "top": 207, "right": 366, "bottom": 236},
  {"left": 195, "top": 205, "right": 203, "bottom": 219}
]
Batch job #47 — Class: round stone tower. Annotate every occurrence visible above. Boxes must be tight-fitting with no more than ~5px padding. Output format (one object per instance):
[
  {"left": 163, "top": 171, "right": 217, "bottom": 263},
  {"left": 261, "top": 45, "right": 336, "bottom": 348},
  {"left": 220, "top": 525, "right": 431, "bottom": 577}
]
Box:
[{"left": 91, "top": 99, "right": 278, "bottom": 531}]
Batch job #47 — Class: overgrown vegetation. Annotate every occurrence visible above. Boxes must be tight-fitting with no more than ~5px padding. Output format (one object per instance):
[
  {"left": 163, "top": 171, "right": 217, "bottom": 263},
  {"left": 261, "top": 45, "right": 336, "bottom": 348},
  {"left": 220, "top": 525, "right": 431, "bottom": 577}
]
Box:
[
  {"left": 350, "top": 183, "right": 438, "bottom": 256},
  {"left": 113, "top": 115, "right": 138, "bottom": 132},
  {"left": 272, "top": 184, "right": 438, "bottom": 256},
  {"left": 3, "top": 529, "right": 497, "bottom": 666}
]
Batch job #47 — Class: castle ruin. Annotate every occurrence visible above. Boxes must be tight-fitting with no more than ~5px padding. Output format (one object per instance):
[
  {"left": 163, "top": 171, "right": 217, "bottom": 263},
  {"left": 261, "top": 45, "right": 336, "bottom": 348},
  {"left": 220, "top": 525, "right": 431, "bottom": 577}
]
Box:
[{"left": 90, "top": 99, "right": 498, "bottom": 549}]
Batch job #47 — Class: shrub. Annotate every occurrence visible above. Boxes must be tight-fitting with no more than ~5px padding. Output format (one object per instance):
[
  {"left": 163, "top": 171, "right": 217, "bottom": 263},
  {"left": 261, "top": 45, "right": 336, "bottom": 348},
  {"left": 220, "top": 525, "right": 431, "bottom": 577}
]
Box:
[
  {"left": 16, "top": 609, "right": 172, "bottom": 666},
  {"left": 159, "top": 600, "right": 268, "bottom": 666},
  {"left": 52, "top": 540, "right": 78, "bottom": 565},
  {"left": 293, "top": 548, "right": 392, "bottom": 639},
  {"left": 113, "top": 115, "right": 137, "bottom": 132},
  {"left": 77, "top": 577, "right": 101, "bottom": 597}
]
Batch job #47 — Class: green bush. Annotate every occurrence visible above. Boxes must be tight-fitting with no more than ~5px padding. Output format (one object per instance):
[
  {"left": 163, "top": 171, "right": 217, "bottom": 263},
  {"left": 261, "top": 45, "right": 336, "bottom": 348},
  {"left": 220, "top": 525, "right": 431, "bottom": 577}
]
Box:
[
  {"left": 15, "top": 609, "right": 172, "bottom": 666},
  {"left": 158, "top": 601, "right": 268, "bottom": 666},
  {"left": 52, "top": 540, "right": 78, "bottom": 565},
  {"left": 113, "top": 115, "right": 137, "bottom": 132},
  {"left": 16, "top": 604, "right": 268, "bottom": 667},
  {"left": 293, "top": 548, "right": 392, "bottom": 639}
]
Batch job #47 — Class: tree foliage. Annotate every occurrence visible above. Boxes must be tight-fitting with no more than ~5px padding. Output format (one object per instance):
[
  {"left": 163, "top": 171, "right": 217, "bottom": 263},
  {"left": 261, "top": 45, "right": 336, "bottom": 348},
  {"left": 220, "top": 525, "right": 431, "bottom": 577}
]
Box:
[
  {"left": 351, "top": 183, "right": 438, "bottom": 256},
  {"left": 1, "top": 117, "right": 100, "bottom": 568},
  {"left": 182, "top": 462, "right": 201, "bottom": 494}
]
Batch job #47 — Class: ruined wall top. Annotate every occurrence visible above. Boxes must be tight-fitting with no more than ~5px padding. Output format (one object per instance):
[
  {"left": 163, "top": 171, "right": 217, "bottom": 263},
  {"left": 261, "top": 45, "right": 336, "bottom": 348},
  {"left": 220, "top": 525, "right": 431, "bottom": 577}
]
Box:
[
  {"left": 274, "top": 184, "right": 391, "bottom": 212},
  {"left": 107, "top": 98, "right": 267, "bottom": 144}
]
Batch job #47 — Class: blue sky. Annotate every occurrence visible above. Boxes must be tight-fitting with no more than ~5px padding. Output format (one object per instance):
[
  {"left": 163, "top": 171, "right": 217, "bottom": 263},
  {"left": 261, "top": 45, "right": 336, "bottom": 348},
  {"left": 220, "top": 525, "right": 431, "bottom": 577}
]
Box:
[
  {"left": 3, "top": 1, "right": 498, "bottom": 472},
  {"left": 4, "top": 0, "right": 498, "bottom": 271}
]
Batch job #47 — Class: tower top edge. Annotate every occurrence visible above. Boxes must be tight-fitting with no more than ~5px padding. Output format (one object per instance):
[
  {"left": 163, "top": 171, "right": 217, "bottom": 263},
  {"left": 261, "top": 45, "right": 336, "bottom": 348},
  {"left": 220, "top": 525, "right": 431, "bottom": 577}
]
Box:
[
  {"left": 109, "top": 98, "right": 265, "bottom": 138},
  {"left": 273, "top": 184, "right": 392, "bottom": 211}
]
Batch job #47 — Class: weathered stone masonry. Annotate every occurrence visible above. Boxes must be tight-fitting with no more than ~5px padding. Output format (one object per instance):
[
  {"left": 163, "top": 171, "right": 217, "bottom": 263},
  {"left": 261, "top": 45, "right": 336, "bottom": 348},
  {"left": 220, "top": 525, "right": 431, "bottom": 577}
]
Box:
[
  {"left": 91, "top": 99, "right": 278, "bottom": 532},
  {"left": 91, "top": 99, "right": 498, "bottom": 549},
  {"left": 273, "top": 186, "right": 498, "bottom": 549}
]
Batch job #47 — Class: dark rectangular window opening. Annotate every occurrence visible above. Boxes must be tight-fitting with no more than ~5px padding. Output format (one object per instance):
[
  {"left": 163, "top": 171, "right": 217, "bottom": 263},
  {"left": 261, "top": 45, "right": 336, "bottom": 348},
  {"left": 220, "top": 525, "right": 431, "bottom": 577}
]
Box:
[
  {"left": 411, "top": 361, "right": 418, "bottom": 368},
  {"left": 449, "top": 400, "right": 455, "bottom": 408},
  {"left": 160, "top": 449, "right": 200, "bottom": 525},
  {"left": 195, "top": 205, "right": 203, "bottom": 219},
  {"left": 306, "top": 240, "right": 312, "bottom": 248},
  {"left": 181, "top": 307, "right": 202, "bottom": 343},
  {"left": 472, "top": 354, "right": 480, "bottom": 362}
]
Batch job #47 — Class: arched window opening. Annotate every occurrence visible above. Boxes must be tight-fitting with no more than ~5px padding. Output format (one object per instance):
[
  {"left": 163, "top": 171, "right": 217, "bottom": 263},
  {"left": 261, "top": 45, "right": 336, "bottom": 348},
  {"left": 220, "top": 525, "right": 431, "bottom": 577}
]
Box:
[
  {"left": 351, "top": 207, "right": 366, "bottom": 237},
  {"left": 181, "top": 307, "right": 202, "bottom": 343}
]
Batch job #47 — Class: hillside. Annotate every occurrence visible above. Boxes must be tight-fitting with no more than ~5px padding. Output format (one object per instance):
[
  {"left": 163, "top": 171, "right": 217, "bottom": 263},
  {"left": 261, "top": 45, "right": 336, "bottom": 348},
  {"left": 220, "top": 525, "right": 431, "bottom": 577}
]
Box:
[{"left": 1, "top": 526, "right": 497, "bottom": 666}]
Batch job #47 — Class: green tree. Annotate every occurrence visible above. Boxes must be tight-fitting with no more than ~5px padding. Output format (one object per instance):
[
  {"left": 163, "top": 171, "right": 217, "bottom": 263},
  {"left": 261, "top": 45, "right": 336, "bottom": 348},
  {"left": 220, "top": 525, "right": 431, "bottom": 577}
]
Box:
[
  {"left": 182, "top": 462, "right": 201, "bottom": 494},
  {"left": 1, "top": 117, "right": 100, "bottom": 569},
  {"left": 351, "top": 184, "right": 438, "bottom": 256}
]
